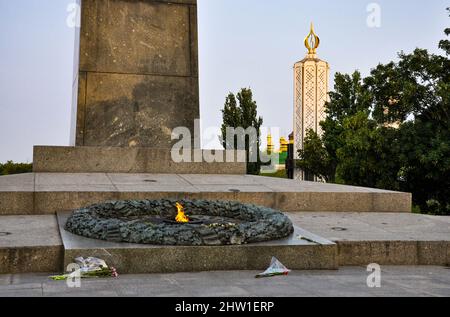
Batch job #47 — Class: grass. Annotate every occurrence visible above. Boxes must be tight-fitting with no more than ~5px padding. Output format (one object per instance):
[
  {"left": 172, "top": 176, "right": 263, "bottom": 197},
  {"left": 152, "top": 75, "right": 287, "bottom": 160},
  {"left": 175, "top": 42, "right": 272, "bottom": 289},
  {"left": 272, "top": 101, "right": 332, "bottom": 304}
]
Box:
[{"left": 259, "top": 170, "right": 288, "bottom": 179}]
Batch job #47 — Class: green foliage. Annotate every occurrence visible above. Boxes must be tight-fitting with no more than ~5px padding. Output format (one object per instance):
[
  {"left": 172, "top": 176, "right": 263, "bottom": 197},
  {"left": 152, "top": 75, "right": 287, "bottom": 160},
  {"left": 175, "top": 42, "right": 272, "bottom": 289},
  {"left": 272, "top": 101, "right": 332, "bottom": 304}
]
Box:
[
  {"left": 260, "top": 170, "right": 288, "bottom": 179},
  {"left": 336, "top": 112, "right": 402, "bottom": 190},
  {"left": 298, "top": 11, "right": 450, "bottom": 215},
  {"left": 327, "top": 71, "right": 372, "bottom": 120},
  {"left": 425, "top": 199, "right": 450, "bottom": 216},
  {"left": 221, "top": 88, "right": 263, "bottom": 175},
  {"left": 0, "top": 161, "right": 33, "bottom": 175},
  {"left": 398, "top": 119, "right": 450, "bottom": 215},
  {"left": 411, "top": 205, "right": 422, "bottom": 214},
  {"left": 439, "top": 8, "right": 450, "bottom": 55},
  {"left": 297, "top": 129, "right": 336, "bottom": 183}
]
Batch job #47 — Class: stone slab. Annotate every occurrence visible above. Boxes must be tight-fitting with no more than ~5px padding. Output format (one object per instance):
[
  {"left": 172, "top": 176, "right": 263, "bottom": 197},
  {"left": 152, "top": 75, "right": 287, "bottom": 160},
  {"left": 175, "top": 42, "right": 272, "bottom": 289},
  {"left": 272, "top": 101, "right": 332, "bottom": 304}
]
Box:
[
  {"left": 73, "top": 0, "right": 200, "bottom": 147},
  {"left": 287, "top": 212, "right": 450, "bottom": 266},
  {"left": 0, "top": 173, "right": 35, "bottom": 191},
  {"left": 1, "top": 266, "right": 449, "bottom": 297},
  {"left": 0, "top": 173, "right": 412, "bottom": 214},
  {"left": 179, "top": 175, "right": 261, "bottom": 185},
  {"left": 0, "top": 174, "right": 35, "bottom": 214},
  {"left": 0, "top": 216, "right": 64, "bottom": 274},
  {"left": 0, "top": 192, "right": 34, "bottom": 216},
  {"left": 79, "top": 1, "right": 193, "bottom": 76},
  {"left": 35, "top": 173, "right": 116, "bottom": 192},
  {"left": 33, "top": 146, "right": 247, "bottom": 174},
  {"left": 79, "top": 73, "right": 200, "bottom": 148},
  {"left": 108, "top": 173, "right": 195, "bottom": 192},
  {"left": 0, "top": 212, "right": 448, "bottom": 274},
  {"left": 57, "top": 212, "right": 338, "bottom": 273}
]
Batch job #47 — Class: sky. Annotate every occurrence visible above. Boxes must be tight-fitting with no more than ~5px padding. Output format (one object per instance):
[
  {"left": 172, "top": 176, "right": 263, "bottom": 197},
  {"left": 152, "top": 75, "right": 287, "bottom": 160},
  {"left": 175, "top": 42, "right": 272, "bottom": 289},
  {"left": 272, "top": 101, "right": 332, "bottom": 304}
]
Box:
[{"left": 0, "top": 0, "right": 448, "bottom": 162}]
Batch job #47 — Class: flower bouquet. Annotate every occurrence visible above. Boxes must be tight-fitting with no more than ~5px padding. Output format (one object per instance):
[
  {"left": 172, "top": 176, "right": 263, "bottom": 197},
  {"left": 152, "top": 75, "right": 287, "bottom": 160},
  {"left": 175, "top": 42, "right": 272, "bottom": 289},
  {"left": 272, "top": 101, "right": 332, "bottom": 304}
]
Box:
[
  {"left": 255, "top": 257, "right": 291, "bottom": 278},
  {"left": 50, "top": 257, "right": 119, "bottom": 281}
]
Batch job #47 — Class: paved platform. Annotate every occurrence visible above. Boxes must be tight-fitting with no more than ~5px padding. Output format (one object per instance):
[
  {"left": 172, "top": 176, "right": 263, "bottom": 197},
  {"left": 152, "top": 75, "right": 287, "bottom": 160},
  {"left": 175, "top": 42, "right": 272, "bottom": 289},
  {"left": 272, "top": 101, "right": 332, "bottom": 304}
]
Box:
[
  {"left": 0, "top": 212, "right": 448, "bottom": 274},
  {"left": 288, "top": 212, "right": 450, "bottom": 266},
  {"left": 0, "top": 266, "right": 448, "bottom": 297},
  {"left": 0, "top": 173, "right": 411, "bottom": 215}
]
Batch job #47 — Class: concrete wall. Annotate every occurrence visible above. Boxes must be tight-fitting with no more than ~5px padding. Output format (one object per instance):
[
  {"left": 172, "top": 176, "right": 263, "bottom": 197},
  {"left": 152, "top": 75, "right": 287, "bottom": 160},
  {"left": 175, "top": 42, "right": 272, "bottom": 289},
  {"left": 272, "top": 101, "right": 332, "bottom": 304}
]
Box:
[{"left": 72, "top": 0, "right": 200, "bottom": 148}]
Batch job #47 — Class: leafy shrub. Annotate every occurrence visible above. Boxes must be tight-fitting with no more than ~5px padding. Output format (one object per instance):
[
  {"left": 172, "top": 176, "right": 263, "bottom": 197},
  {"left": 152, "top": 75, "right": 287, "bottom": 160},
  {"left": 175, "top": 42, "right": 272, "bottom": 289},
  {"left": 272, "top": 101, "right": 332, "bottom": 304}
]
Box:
[{"left": 0, "top": 161, "right": 33, "bottom": 175}]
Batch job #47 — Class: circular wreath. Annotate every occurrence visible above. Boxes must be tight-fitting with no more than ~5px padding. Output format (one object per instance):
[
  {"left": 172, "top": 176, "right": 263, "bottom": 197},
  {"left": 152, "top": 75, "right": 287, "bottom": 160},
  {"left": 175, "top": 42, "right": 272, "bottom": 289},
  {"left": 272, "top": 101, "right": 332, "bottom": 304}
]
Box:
[{"left": 65, "top": 199, "right": 294, "bottom": 246}]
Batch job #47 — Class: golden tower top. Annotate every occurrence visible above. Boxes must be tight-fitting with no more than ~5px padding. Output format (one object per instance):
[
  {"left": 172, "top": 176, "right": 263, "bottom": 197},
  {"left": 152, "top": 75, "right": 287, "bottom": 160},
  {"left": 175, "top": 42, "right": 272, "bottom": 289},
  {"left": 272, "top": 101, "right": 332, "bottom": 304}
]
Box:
[{"left": 304, "top": 23, "right": 320, "bottom": 55}]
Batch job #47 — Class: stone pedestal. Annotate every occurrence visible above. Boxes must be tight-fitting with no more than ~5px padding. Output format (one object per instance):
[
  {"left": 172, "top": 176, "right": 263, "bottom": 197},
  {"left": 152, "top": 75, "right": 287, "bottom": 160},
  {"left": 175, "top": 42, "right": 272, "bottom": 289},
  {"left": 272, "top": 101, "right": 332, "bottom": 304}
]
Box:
[
  {"left": 32, "top": 146, "right": 247, "bottom": 174},
  {"left": 71, "top": 0, "right": 200, "bottom": 148}
]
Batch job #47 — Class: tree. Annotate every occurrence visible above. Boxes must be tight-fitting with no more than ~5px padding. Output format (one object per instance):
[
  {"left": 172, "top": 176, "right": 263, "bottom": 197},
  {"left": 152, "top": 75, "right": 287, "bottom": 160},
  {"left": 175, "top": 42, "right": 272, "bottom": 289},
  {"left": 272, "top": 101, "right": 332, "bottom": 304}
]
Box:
[
  {"left": 398, "top": 119, "right": 450, "bottom": 215},
  {"left": 335, "top": 112, "right": 401, "bottom": 190},
  {"left": 297, "top": 129, "right": 336, "bottom": 182},
  {"left": 439, "top": 8, "right": 450, "bottom": 55},
  {"left": 221, "top": 88, "right": 263, "bottom": 175},
  {"left": 327, "top": 71, "right": 371, "bottom": 121},
  {"left": 297, "top": 71, "right": 369, "bottom": 183}
]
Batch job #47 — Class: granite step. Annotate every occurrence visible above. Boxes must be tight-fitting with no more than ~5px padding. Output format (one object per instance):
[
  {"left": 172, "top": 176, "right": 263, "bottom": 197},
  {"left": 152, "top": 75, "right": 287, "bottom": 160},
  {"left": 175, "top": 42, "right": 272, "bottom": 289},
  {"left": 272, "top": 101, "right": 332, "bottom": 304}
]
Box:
[
  {"left": 0, "top": 215, "right": 64, "bottom": 274},
  {"left": 33, "top": 146, "right": 247, "bottom": 174},
  {"left": 57, "top": 212, "right": 338, "bottom": 273},
  {"left": 0, "top": 173, "right": 412, "bottom": 215},
  {"left": 287, "top": 212, "right": 450, "bottom": 266},
  {"left": 1, "top": 212, "right": 448, "bottom": 274}
]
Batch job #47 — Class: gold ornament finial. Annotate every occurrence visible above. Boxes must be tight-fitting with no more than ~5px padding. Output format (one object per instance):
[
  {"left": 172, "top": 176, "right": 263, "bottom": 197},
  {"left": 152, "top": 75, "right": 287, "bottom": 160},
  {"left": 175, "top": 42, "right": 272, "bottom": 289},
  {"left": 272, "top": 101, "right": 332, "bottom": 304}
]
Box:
[{"left": 304, "top": 22, "right": 320, "bottom": 55}]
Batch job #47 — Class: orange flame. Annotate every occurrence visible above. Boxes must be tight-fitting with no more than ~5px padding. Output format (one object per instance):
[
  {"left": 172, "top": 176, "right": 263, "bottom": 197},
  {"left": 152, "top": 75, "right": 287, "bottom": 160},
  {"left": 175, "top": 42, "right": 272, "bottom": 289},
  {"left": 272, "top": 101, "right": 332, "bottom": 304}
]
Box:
[{"left": 175, "top": 202, "right": 190, "bottom": 223}]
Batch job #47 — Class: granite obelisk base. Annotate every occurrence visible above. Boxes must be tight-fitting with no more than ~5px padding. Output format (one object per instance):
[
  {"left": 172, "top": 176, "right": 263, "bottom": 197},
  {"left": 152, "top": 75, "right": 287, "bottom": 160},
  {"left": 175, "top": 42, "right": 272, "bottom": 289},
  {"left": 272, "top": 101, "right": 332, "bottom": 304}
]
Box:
[{"left": 71, "top": 0, "right": 200, "bottom": 148}]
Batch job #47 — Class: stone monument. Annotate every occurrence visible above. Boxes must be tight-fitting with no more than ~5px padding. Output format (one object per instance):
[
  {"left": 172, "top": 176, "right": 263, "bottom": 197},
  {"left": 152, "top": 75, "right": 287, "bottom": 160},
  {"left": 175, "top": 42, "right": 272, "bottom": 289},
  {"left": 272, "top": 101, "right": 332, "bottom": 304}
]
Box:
[
  {"left": 33, "top": 0, "right": 244, "bottom": 174},
  {"left": 70, "top": 0, "right": 200, "bottom": 148},
  {"left": 293, "top": 24, "right": 330, "bottom": 181},
  {"left": 0, "top": 4, "right": 415, "bottom": 277}
]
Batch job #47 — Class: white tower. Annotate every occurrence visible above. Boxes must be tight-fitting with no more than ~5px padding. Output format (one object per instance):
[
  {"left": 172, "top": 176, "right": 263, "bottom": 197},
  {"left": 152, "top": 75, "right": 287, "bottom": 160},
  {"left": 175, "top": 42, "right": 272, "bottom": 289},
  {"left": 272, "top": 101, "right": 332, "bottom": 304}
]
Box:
[{"left": 293, "top": 23, "right": 330, "bottom": 181}]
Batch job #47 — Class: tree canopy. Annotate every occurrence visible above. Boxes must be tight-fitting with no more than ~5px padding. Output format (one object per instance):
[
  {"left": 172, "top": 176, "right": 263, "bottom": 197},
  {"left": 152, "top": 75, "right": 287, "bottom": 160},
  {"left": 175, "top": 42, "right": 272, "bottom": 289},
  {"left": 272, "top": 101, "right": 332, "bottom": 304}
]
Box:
[{"left": 221, "top": 88, "right": 263, "bottom": 175}]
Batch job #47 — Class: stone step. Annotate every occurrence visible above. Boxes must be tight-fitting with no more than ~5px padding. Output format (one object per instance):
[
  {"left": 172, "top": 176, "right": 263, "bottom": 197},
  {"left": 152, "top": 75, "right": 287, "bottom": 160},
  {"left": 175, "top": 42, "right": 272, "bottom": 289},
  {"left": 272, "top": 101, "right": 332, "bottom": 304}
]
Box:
[
  {"left": 33, "top": 146, "right": 247, "bottom": 174},
  {"left": 0, "top": 173, "right": 412, "bottom": 215},
  {"left": 57, "top": 212, "right": 338, "bottom": 273},
  {"left": 0, "top": 216, "right": 64, "bottom": 274},
  {"left": 1, "top": 213, "right": 448, "bottom": 274},
  {"left": 287, "top": 212, "right": 450, "bottom": 267}
]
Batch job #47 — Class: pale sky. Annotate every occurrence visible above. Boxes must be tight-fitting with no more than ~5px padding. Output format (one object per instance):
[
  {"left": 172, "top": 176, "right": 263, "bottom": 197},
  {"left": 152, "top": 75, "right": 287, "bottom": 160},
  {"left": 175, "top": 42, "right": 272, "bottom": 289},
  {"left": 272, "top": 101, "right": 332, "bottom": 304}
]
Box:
[{"left": 0, "top": 0, "right": 448, "bottom": 162}]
